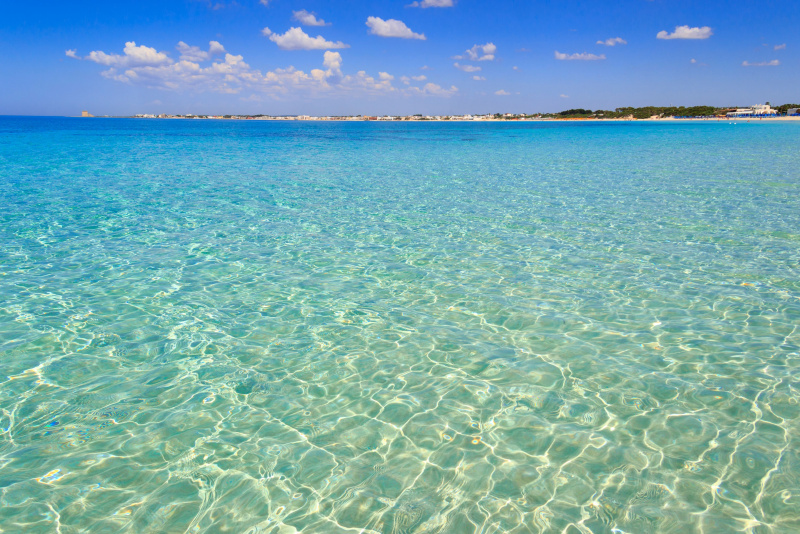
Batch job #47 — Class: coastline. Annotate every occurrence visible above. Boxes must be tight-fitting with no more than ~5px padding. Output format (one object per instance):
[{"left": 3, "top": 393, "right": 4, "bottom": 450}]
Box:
[{"left": 108, "top": 115, "right": 800, "bottom": 122}]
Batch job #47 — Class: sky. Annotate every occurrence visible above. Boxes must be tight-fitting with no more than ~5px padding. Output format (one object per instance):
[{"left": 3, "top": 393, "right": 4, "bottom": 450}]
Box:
[{"left": 1, "top": 0, "right": 798, "bottom": 116}]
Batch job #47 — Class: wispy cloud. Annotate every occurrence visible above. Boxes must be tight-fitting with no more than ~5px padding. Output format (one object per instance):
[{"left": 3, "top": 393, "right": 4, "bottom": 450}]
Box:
[
  {"left": 774, "top": 43, "right": 786, "bottom": 50},
  {"left": 262, "top": 27, "right": 349, "bottom": 50},
  {"left": 177, "top": 41, "right": 225, "bottom": 62},
  {"left": 453, "top": 43, "right": 496, "bottom": 61},
  {"left": 495, "top": 89, "right": 510, "bottom": 96},
  {"left": 472, "top": 75, "right": 485, "bottom": 81},
  {"left": 560, "top": 94, "right": 569, "bottom": 98},
  {"left": 408, "top": 0, "right": 454, "bottom": 7},
  {"left": 657, "top": 25, "right": 713, "bottom": 40},
  {"left": 292, "top": 10, "right": 329, "bottom": 27},
  {"left": 742, "top": 59, "right": 780, "bottom": 67},
  {"left": 454, "top": 62, "right": 481, "bottom": 72},
  {"left": 554, "top": 51, "right": 606, "bottom": 61},
  {"left": 597, "top": 37, "right": 627, "bottom": 46},
  {"left": 406, "top": 83, "right": 458, "bottom": 96},
  {"left": 366, "top": 17, "right": 426, "bottom": 40}
]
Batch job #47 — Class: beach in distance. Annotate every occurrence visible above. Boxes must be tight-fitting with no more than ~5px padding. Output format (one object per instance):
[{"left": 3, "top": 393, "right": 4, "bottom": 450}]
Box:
[{"left": 1, "top": 117, "right": 800, "bottom": 533}]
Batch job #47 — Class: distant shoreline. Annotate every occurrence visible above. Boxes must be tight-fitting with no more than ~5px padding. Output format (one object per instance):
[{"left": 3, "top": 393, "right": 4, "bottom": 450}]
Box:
[{"left": 82, "top": 116, "right": 800, "bottom": 123}]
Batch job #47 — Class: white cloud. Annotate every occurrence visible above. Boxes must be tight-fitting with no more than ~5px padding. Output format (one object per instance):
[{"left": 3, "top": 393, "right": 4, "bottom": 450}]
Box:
[
  {"left": 65, "top": 49, "right": 78, "bottom": 58},
  {"left": 176, "top": 41, "right": 226, "bottom": 62},
  {"left": 454, "top": 42, "right": 496, "bottom": 61},
  {"left": 420, "top": 65, "right": 432, "bottom": 70},
  {"left": 657, "top": 26, "right": 713, "bottom": 40},
  {"left": 454, "top": 62, "right": 481, "bottom": 72},
  {"left": 742, "top": 59, "right": 780, "bottom": 67},
  {"left": 472, "top": 75, "right": 485, "bottom": 80},
  {"left": 322, "top": 51, "right": 342, "bottom": 71},
  {"left": 292, "top": 10, "right": 329, "bottom": 27},
  {"left": 262, "top": 27, "right": 349, "bottom": 50},
  {"left": 554, "top": 51, "right": 606, "bottom": 61},
  {"left": 774, "top": 43, "right": 786, "bottom": 50},
  {"left": 495, "top": 90, "right": 510, "bottom": 96},
  {"left": 691, "top": 58, "right": 697, "bottom": 63},
  {"left": 560, "top": 94, "right": 569, "bottom": 98},
  {"left": 366, "top": 17, "right": 426, "bottom": 40},
  {"left": 74, "top": 39, "right": 465, "bottom": 101},
  {"left": 512, "top": 66, "right": 519, "bottom": 70},
  {"left": 72, "top": 41, "right": 464, "bottom": 100},
  {"left": 259, "top": 0, "right": 270, "bottom": 5},
  {"left": 408, "top": 0, "right": 454, "bottom": 7},
  {"left": 86, "top": 41, "right": 173, "bottom": 68},
  {"left": 406, "top": 83, "right": 458, "bottom": 96},
  {"left": 597, "top": 37, "right": 627, "bottom": 46}
]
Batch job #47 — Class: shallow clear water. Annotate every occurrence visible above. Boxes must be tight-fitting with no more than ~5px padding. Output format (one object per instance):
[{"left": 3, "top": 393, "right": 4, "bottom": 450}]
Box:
[{"left": 1, "top": 117, "right": 799, "bottom": 533}]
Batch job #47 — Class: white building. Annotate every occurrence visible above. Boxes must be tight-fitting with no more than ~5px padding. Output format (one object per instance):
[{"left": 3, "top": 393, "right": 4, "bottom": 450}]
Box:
[{"left": 727, "top": 104, "right": 777, "bottom": 117}]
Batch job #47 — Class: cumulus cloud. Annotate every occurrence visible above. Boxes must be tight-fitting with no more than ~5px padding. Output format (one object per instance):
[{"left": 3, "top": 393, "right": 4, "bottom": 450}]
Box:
[
  {"left": 85, "top": 41, "right": 173, "bottom": 68},
  {"left": 453, "top": 42, "right": 496, "bottom": 61},
  {"left": 597, "top": 37, "right": 627, "bottom": 46},
  {"left": 262, "top": 27, "right": 349, "bottom": 50},
  {"left": 454, "top": 62, "right": 481, "bottom": 72},
  {"left": 774, "top": 43, "right": 786, "bottom": 50},
  {"left": 65, "top": 49, "right": 78, "bottom": 58},
  {"left": 292, "top": 10, "right": 329, "bottom": 26},
  {"left": 70, "top": 41, "right": 461, "bottom": 100},
  {"left": 472, "top": 75, "right": 485, "bottom": 81},
  {"left": 554, "top": 51, "right": 606, "bottom": 61},
  {"left": 411, "top": 75, "right": 426, "bottom": 81},
  {"left": 742, "top": 59, "right": 780, "bottom": 67},
  {"left": 420, "top": 65, "right": 432, "bottom": 70},
  {"left": 176, "top": 41, "right": 225, "bottom": 62},
  {"left": 408, "top": 0, "right": 454, "bottom": 7},
  {"left": 366, "top": 17, "right": 426, "bottom": 40},
  {"left": 322, "top": 51, "right": 342, "bottom": 71},
  {"left": 495, "top": 90, "right": 510, "bottom": 96},
  {"left": 657, "top": 25, "right": 713, "bottom": 40}
]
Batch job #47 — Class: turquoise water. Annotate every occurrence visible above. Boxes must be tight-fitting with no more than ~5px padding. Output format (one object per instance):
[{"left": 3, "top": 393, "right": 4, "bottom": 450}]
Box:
[{"left": 1, "top": 117, "right": 799, "bottom": 533}]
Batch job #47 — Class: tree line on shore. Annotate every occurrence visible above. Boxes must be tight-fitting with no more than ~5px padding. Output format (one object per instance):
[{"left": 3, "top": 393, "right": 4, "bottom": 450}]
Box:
[{"left": 535, "top": 103, "right": 800, "bottom": 119}]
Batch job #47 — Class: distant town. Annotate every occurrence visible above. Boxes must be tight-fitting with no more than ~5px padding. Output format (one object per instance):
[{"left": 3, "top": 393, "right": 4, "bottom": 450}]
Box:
[{"left": 84, "top": 103, "right": 800, "bottom": 121}]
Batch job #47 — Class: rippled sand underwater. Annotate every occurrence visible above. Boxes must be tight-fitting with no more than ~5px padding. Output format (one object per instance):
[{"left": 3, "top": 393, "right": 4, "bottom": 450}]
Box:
[{"left": 1, "top": 118, "right": 799, "bottom": 533}]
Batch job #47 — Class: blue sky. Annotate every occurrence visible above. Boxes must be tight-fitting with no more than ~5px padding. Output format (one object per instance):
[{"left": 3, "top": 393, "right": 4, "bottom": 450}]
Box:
[{"left": 1, "top": 0, "right": 797, "bottom": 115}]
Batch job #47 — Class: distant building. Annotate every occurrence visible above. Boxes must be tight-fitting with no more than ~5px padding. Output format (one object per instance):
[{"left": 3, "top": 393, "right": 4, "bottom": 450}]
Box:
[
  {"left": 726, "top": 104, "right": 777, "bottom": 117},
  {"left": 81, "top": 111, "right": 93, "bottom": 117}
]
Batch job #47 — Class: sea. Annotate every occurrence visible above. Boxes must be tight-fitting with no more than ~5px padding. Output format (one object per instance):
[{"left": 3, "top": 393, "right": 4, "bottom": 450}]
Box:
[{"left": 1, "top": 116, "right": 799, "bottom": 533}]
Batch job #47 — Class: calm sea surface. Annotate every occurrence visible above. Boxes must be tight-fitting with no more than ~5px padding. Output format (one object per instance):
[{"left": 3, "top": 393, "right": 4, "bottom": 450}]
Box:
[{"left": 1, "top": 117, "right": 799, "bottom": 533}]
